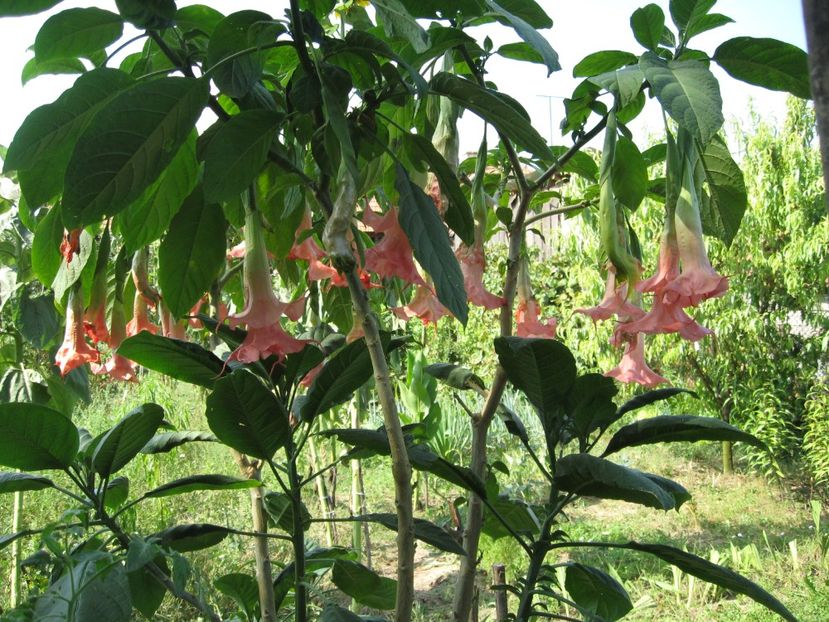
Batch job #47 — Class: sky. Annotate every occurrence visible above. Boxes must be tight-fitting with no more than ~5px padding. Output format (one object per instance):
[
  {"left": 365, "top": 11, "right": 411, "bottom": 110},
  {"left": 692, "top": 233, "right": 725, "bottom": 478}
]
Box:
[{"left": 0, "top": 0, "right": 808, "bottom": 156}]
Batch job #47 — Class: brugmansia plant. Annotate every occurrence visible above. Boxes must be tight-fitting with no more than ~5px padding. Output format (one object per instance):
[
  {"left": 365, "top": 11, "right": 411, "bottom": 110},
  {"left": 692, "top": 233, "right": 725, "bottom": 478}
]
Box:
[{"left": 0, "top": 0, "right": 813, "bottom": 620}]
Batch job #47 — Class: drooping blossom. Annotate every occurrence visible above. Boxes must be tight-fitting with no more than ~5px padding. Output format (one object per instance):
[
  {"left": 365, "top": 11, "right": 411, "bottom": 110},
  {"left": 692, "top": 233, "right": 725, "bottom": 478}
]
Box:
[
  {"left": 288, "top": 210, "right": 340, "bottom": 282},
  {"left": 127, "top": 291, "right": 157, "bottom": 337},
  {"left": 456, "top": 240, "right": 503, "bottom": 310},
  {"left": 188, "top": 296, "right": 208, "bottom": 329},
  {"left": 392, "top": 284, "right": 451, "bottom": 325},
  {"left": 55, "top": 287, "right": 99, "bottom": 376},
  {"left": 92, "top": 295, "right": 137, "bottom": 382},
  {"left": 514, "top": 256, "right": 556, "bottom": 338},
  {"left": 160, "top": 301, "right": 187, "bottom": 340},
  {"left": 363, "top": 205, "right": 425, "bottom": 286},
  {"left": 227, "top": 210, "right": 308, "bottom": 363},
  {"left": 83, "top": 286, "right": 110, "bottom": 345},
  {"left": 576, "top": 264, "right": 645, "bottom": 323},
  {"left": 604, "top": 334, "right": 667, "bottom": 388}
]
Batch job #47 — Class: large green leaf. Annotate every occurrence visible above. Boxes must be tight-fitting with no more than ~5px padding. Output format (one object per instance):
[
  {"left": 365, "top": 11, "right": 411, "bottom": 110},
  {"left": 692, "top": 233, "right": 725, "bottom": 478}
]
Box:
[
  {"left": 565, "top": 563, "right": 632, "bottom": 621},
  {"left": 639, "top": 51, "right": 723, "bottom": 145},
  {"left": 395, "top": 164, "right": 468, "bottom": 325},
  {"left": 36, "top": 557, "right": 132, "bottom": 622},
  {"left": 118, "top": 331, "right": 225, "bottom": 388},
  {"left": 4, "top": 68, "right": 133, "bottom": 179},
  {"left": 590, "top": 66, "right": 644, "bottom": 109},
  {"left": 0, "top": 403, "right": 79, "bottom": 470},
  {"left": 668, "top": 0, "right": 715, "bottom": 31},
  {"left": 31, "top": 207, "right": 64, "bottom": 288},
  {"left": 92, "top": 403, "right": 164, "bottom": 477},
  {"left": 485, "top": 0, "right": 559, "bottom": 75},
  {"left": 300, "top": 338, "right": 375, "bottom": 421},
  {"left": 18, "top": 286, "right": 60, "bottom": 348},
  {"left": 34, "top": 7, "right": 123, "bottom": 62},
  {"left": 127, "top": 556, "right": 168, "bottom": 619},
  {"left": 429, "top": 72, "right": 551, "bottom": 160},
  {"left": 603, "top": 415, "right": 767, "bottom": 456},
  {"left": 263, "top": 491, "right": 311, "bottom": 535},
  {"left": 482, "top": 495, "right": 540, "bottom": 540},
  {"left": 566, "top": 373, "right": 618, "bottom": 440},
  {"left": 21, "top": 56, "right": 85, "bottom": 86},
  {"left": 214, "top": 573, "right": 259, "bottom": 621},
  {"left": 370, "top": 0, "right": 429, "bottom": 53},
  {"left": 494, "top": 337, "right": 576, "bottom": 420},
  {"left": 403, "top": 133, "right": 474, "bottom": 245},
  {"left": 698, "top": 135, "right": 747, "bottom": 246},
  {"left": 145, "top": 474, "right": 261, "bottom": 498},
  {"left": 615, "top": 387, "right": 695, "bottom": 419},
  {"left": 357, "top": 513, "right": 467, "bottom": 556},
  {"left": 554, "top": 453, "right": 679, "bottom": 510},
  {"left": 630, "top": 4, "right": 664, "bottom": 51},
  {"left": 140, "top": 431, "right": 217, "bottom": 454},
  {"left": 158, "top": 187, "right": 227, "bottom": 318},
  {"left": 115, "top": 0, "right": 175, "bottom": 29},
  {"left": 114, "top": 133, "right": 199, "bottom": 251},
  {"left": 0, "top": 0, "right": 63, "bottom": 16},
  {"left": 0, "top": 471, "right": 54, "bottom": 494},
  {"left": 331, "top": 560, "right": 397, "bottom": 610},
  {"left": 714, "top": 36, "right": 810, "bottom": 100},
  {"left": 624, "top": 542, "right": 796, "bottom": 621},
  {"left": 153, "top": 523, "right": 230, "bottom": 552},
  {"left": 62, "top": 77, "right": 209, "bottom": 228},
  {"left": 203, "top": 110, "right": 281, "bottom": 203},
  {"left": 611, "top": 136, "right": 648, "bottom": 211},
  {"left": 206, "top": 368, "right": 291, "bottom": 460},
  {"left": 206, "top": 10, "right": 272, "bottom": 98},
  {"left": 320, "top": 605, "right": 362, "bottom": 622},
  {"left": 573, "top": 50, "right": 638, "bottom": 78}
]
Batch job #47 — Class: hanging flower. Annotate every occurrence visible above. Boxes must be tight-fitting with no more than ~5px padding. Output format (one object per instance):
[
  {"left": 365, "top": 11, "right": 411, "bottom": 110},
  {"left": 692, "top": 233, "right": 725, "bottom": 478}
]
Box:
[
  {"left": 363, "top": 205, "right": 425, "bottom": 286},
  {"left": 227, "top": 210, "right": 308, "bottom": 363},
  {"left": 92, "top": 295, "right": 137, "bottom": 383},
  {"left": 55, "top": 287, "right": 100, "bottom": 376},
  {"left": 126, "top": 291, "right": 158, "bottom": 336},
  {"left": 576, "top": 264, "right": 645, "bottom": 322},
  {"left": 456, "top": 240, "right": 503, "bottom": 310},
  {"left": 514, "top": 255, "right": 556, "bottom": 338},
  {"left": 616, "top": 294, "right": 713, "bottom": 342},
  {"left": 159, "top": 301, "right": 187, "bottom": 340},
  {"left": 289, "top": 210, "right": 340, "bottom": 282},
  {"left": 605, "top": 334, "right": 667, "bottom": 388},
  {"left": 392, "top": 284, "right": 451, "bottom": 325}
]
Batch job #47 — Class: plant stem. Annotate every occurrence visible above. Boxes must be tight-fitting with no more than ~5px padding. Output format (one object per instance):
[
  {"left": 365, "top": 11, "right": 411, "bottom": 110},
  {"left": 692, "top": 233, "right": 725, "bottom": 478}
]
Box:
[
  {"left": 10, "top": 488, "right": 22, "bottom": 607},
  {"left": 284, "top": 449, "right": 308, "bottom": 622}
]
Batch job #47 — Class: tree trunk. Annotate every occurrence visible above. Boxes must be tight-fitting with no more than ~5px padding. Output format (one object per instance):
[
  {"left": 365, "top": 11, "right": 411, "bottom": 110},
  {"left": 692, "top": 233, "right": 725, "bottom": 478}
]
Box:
[
  {"left": 492, "top": 564, "right": 508, "bottom": 622},
  {"left": 802, "top": 0, "right": 829, "bottom": 211},
  {"left": 722, "top": 441, "right": 734, "bottom": 474}
]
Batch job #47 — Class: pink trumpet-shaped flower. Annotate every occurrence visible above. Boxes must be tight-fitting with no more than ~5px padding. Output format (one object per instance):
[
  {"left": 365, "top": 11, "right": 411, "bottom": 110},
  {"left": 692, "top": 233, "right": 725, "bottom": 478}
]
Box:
[
  {"left": 617, "top": 294, "right": 713, "bottom": 342},
  {"left": 456, "top": 241, "right": 503, "bottom": 310},
  {"left": 576, "top": 265, "right": 645, "bottom": 322},
  {"left": 289, "top": 211, "right": 340, "bottom": 282},
  {"left": 392, "top": 285, "right": 451, "bottom": 325},
  {"left": 363, "top": 206, "right": 425, "bottom": 286},
  {"left": 83, "top": 300, "right": 109, "bottom": 345},
  {"left": 160, "top": 301, "right": 187, "bottom": 340},
  {"left": 127, "top": 291, "right": 158, "bottom": 337},
  {"left": 515, "top": 298, "right": 557, "bottom": 339},
  {"left": 92, "top": 296, "right": 137, "bottom": 383},
  {"left": 227, "top": 211, "right": 308, "bottom": 363},
  {"left": 605, "top": 334, "right": 667, "bottom": 388},
  {"left": 638, "top": 226, "right": 680, "bottom": 294},
  {"left": 55, "top": 288, "right": 100, "bottom": 377}
]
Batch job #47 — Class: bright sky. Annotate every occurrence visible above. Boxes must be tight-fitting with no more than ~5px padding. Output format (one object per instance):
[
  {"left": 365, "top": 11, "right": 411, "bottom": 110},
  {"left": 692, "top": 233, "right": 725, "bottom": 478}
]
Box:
[{"left": 0, "top": 1, "right": 808, "bottom": 155}]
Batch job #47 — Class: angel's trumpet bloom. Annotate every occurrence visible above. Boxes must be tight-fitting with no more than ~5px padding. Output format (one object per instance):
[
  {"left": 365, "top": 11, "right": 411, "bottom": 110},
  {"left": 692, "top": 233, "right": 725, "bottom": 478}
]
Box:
[
  {"left": 576, "top": 265, "right": 645, "bottom": 322},
  {"left": 392, "top": 285, "right": 451, "bottom": 325},
  {"left": 363, "top": 206, "right": 425, "bottom": 286},
  {"left": 55, "top": 287, "right": 99, "bottom": 376},
  {"left": 288, "top": 210, "right": 339, "bottom": 282},
  {"left": 92, "top": 296, "right": 137, "bottom": 382},
  {"left": 126, "top": 291, "right": 157, "bottom": 336},
  {"left": 605, "top": 334, "right": 667, "bottom": 388},
  {"left": 456, "top": 239, "right": 503, "bottom": 310}
]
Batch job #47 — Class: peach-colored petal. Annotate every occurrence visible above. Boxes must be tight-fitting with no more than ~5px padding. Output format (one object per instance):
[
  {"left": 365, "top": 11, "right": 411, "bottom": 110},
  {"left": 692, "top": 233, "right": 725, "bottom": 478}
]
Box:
[
  {"left": 363, "top": 206, "right": 425, "bottom": 286},
  {"left": 605, "top": 334, "right": 667, "bottom": 388},
  {"left": 616, "top": 294, "right": 712, "bottom": 342},
  {"left": 392, "top": 285, "right": 451, "bottom": 325},
  {"left": 60, "top": 229, "right": 81, "bottom": 264},
  {"left": 577, "top": 267, "right": 645, "bottom": 322},
  {"left": 456, "top": 243, "right": 503, "bottom": 310},
  {"left": 515, "top": 299, "right": 557, "bottom": 339},
  {"left": 55, "top": 289, "right": 99, "bottom": 376},
  {"left": 127, "top": 292, "right": 158, "bottom": 337},
  {"left": 83, "top": 304, "right": 110, "bottom": 345}
]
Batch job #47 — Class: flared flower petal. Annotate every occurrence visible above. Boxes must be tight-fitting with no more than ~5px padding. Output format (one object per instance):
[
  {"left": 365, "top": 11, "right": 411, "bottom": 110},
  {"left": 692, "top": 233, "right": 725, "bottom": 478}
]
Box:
[
  {"left": 289, "top": 211, "right": 341, "bottom": 282},
  {"left": 617, "top": 294, "right": 712, "bottom": 342},
  {"left": 127, "top": 292, "right": 158, "bottom": 337},
  {"left": 363, "top": 206, "right": 425, "bottom": 286},
  {"left": 605, "top": 334, "right": 667, "bottom": 388},
  {"left": 456, "top": 242, "right": 503, "bottom": 310},
  {"left": 55, "top": 288, "right": 99, "bottom": 376},
  {"left": 392, "top": 285, "right": 451, "bottom": 325},
  {"left": 515, "top": 299, "right": 557, "bottom": 339},
  {"left": 577, "top": 266, "right": 645, "bottom": 322}
]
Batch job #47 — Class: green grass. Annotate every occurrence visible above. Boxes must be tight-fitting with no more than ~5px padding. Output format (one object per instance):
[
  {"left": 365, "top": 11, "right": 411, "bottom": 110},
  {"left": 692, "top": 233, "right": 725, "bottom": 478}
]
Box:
[{"left": 1, "top": 376, "right": 827, "bottom": 621}]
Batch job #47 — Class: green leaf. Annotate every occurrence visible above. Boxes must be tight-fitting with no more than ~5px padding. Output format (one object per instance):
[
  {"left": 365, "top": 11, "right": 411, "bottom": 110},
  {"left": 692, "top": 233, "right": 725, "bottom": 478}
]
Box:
[
  {"left": 215, "top": 573, "right": 259, "bottom": 621},
  {"left": 549, "top": 146, "right": 599, "bottom": 181},
  {"left": 0, "top": 368, "right": 50, "bottom": 406},
  {"left": 4, "top": 68, "right": 133, "bottom": 177},
  {"left": 482, "top": 495, "right": 540, "bottom": 540},
  {"left": 0, "top": 402, "right": 79, "bottom": 470},
  {"left": 21, "top": 56, "right": 85, "bottom": 86},
  {"left": 0, "top": 471, "right": 54, "bottom": 493},
  {"left": 641, "top": 143, "right": 667, "bottom": 167},
  {"left": 630, "top": 4, "right": 664, "bottom": 51},
  {"left": 484, "top": 0, "right": 559, "bottom": 76},
  {"left": 603, "top": 415, "right": 767, "bottom": 456},
  {"left": 496, "top": 403, "right": 529, "bottom": 443},
  {"left": 0, "top": 0, "right": 63, "bottom": 16},
  {"left": 206, "top": 368, "right": 291, "bottom": 460},
  {"left": 496, "top": 42, "right": 545, "bottom": 66},
  {"left": 51, "top": 229, "right": 94, "bottom": 303},
  {"left": 206, "top": 10, "right": 272, "bottom": 98},
  {"left": 565, "top": 563, "right": 632, "bottom": 621},
  {"left": 573, "top": 50, "right": 638, "bottom": 78},
  {"left": 300, "top": 338, "right": 375, "bottom": 421},
  {"left": 668, "top": 0, "right": 715, "bottom": 31},
  {"left": 203, "top": 110, "right": 281, "bottom": 203},
  {"left": 331, "top": 560, "right": 397, "bottom": 610},
  {"left": 146, "top": 474, "right": 261, "bottom": 498},
  {"left": 494, "top": 336, "right": 576, "bottom": 420},
  {"left": 611, "top": 136, "right": 648, "bottom": 210},
  {"left": 590, "top": 66, "right": 644, "bottom": 109},
  {"left": 554, "top": 453, "right": 678, "bottom": 510},
  {"left": 153, "top": 523, "right": 230, "bottom": 552},
  {"left": 31, "top": 207, "right": 64, "bottom": 288},
  {"left": 140, "top": 431, "right": 217, "bottom": 454},
  {"left": 371, "top": 0, "right": 429, "bottom": 53},
  {"left": 403, "top": 133, "right": 474, "bottom": 245},
  {"left": 639, "top": 51, "right": 723, "bottom": 145},
  {"left": 114, "top": 133, "right": 199, "bottom": 251},
  {"left": 566, "top": 373, "right": 618, "bottom": 440},
  {"left": 624, "top": 542, "right": 797, "bottom": 621},
  {"left": 698, "top": 135, "right": 747, "bottom": 246},
  {"left": 158, "top": 188, "right": 227, "bottom": 318},
  {"left": 118, "top": 331, "right": 225, "bottom": 388},
  {"left": 128, "top": 557, "right": 167, "bottom": 619},
  {"left": 115, "top": 0, "right": 175, "bottom": 29},
  {"left": 714, "top": 36, "right": 810, "bottom": 100},
  {"left": 395, "top": 164, "right": 468, "bottom": 324},
  {"left": 62, "top": 77, "right": 209, "bottom": 228},
  {"left": 615, "top": 387, "right": 695, "bottom": 419},
  {"left": 34, "top": 8, "right": 123, "bottom": 62},
  {"left": 321, "top": 605, "right": 362, "bottom": 622},
  {"left": 104, "top": 476, "right": 129, "bottom": 508},
  {"left": 92, "top": 403, "right": 164, "bottom": 477},
  {"left": 18, "top": 286, "right": 59, "bottom": 348},
  {"left": 358, "top": 512, "right": 467, "bottom": 556},
  {"left": 430, "top": 72, "right": 552, "bottom": 160},
  {"left": 263, "top": 491, "right": 311, "bottom": 535},
  {"left": 686, "top": 13, "right": 733, "bottom": 39},
  {"left": 424, "top": 362, "right": 485, "bottom": 392}
]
